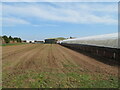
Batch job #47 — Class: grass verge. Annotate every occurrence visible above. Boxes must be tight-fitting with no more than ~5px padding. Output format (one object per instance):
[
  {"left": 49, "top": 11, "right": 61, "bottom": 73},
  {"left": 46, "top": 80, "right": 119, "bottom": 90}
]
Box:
[
  {"left": 2, "top": 71, "right": 119, "bottom": 88},
  {"left": 1, "top": 43, "right": 28, "bottom": 46}
]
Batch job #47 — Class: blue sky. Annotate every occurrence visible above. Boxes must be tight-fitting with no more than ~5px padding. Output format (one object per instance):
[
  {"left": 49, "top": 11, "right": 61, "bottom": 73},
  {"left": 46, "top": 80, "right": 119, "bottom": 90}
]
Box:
[{"left": 1, "top": 2, "right": 118, "bottom": 40}]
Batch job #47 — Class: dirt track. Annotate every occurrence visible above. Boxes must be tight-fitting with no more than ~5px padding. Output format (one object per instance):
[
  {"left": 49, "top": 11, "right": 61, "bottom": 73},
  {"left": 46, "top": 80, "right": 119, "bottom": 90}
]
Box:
[{"left": 2, "top": 44, "right": 118, "bottom": 88}]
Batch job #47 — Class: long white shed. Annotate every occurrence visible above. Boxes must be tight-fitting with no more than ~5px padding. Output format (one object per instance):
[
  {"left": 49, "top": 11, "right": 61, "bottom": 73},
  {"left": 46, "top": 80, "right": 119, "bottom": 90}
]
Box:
[{"left": 62, "top": 33, "right": 119, "bottom": 48}]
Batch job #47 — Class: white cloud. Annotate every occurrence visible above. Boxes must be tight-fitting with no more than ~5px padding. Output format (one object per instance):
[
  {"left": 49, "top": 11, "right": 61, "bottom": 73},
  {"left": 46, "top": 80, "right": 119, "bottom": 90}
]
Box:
[
  {"left": 2, "top": 2, "right": 118, "bottom": 25},
  {"left": 1, "top": 17, "right": 30, "bottom": 26},
  {"left": 1, "top": 17, "right": 58, "bottom": 27},
  {"left": 51, "top": 2, "right": 118, "bottom": 13},
  {"left": 33, "top": 24, "right": 59, "bottom": 27}
]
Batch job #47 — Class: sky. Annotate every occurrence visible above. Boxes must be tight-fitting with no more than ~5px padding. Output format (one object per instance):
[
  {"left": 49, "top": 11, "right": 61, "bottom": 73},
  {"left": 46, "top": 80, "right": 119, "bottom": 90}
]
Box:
[{"left": 1, "top": 2, "right": 118, "bottom": 40}]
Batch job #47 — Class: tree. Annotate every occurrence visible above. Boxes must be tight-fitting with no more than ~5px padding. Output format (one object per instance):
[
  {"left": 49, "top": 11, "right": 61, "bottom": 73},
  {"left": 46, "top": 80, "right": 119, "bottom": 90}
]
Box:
[
  {"left": 34, "top": 40, "right": 37, "bottom": 42},
  {"left": 9, "top": 36, "right": 13, "bottom": 40},
  {"left": 14, "top": 37, "right": 22, "bottom": 42},
  {"left": 2, "top": 35, "right": 10, "bottom": 43},
  {"left": 9, "top": 36, "right": 15, "bottom": 42},
  {"left": 2, "top": 35, "right": 22, "bottom": 43},
  {"left": 18, "top": 38, "right": 22, "bottom": 42}
]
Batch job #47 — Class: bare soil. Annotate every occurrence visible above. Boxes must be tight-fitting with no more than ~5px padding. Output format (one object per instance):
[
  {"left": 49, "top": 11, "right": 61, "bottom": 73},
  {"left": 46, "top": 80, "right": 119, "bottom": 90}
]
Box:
[{"left": 2, "top": 44, "right": 118, "bottom": 88}]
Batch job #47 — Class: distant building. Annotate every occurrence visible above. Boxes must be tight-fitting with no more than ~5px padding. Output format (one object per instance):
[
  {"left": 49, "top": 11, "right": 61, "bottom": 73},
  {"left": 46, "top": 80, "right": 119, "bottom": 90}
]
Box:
[
  {"left": 70, "top": 37, "right": 76, "bottom": 39},
  {"left": 22, "top": 40, "right": 27, "bottom": 43},
  {"left": 9, "top": 40, "right": 15, "bottom": 43},
  {"left": 57, "top": 40, "right": 63, "bottom": 44},
  {"left": 34, "top": 40, "right": 44, "bottom": 44},
  {"left": 26, "top": 40, "right": 34, "bottom": 43},
  {"left": 44, "top": 39, "right": 57, "bottom": 44}
]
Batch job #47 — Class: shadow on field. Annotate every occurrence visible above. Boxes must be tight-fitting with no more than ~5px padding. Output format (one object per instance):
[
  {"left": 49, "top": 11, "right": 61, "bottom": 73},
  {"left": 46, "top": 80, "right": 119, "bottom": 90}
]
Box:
[{"left": 61, "top": 45, "right": 119, "bottom": 67}]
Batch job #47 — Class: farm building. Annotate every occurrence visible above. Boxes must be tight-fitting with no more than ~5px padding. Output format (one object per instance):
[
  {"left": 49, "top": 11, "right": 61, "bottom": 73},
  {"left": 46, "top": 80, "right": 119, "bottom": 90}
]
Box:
[
  {"left": 26, "top": 40, "right": 34, "bottom": 43},
  {"left": 9, "top": 40, "right": 17, "bottom": 43},
  {"left": 22, "top": 40, "right": 27, "bottom": 43},
  {"left": 45, "top": 39, "right": 57, "bottom": 44},
  {"left": 60, "top": 33, "right": 119, "bottom": 61},
  {"left": 34, "top": 40, "right": 44, "bottom": 44},
  {"left": 61, "top": 33, "right": 118, "bottom": 48}
]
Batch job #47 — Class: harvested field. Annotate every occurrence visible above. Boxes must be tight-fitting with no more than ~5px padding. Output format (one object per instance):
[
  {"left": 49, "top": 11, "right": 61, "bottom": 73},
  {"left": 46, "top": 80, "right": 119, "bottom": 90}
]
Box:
[{"left": 2, "top": 44, "right": 118, "bottom": 88}]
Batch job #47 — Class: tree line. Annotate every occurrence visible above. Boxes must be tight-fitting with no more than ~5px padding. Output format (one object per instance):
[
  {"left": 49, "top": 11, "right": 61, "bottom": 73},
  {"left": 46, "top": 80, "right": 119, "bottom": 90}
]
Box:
[{"left": 2, "top": 35, "right": 22, "bottom": 43}]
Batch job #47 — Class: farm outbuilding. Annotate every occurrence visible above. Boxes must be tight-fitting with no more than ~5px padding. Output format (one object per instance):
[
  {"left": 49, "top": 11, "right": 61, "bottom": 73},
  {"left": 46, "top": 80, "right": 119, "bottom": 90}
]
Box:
[
  {"left": 61, "top": 33, "right": 118, "bottom": 48},
  {"left": 34, "top": 41, "right": 44, "bottom": 44},
  {"left": 45, "top": 39, "right": 57, "bottom": 44},
  {"left": 60, "top": 33, "right": 119, "bottom": 63}
]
